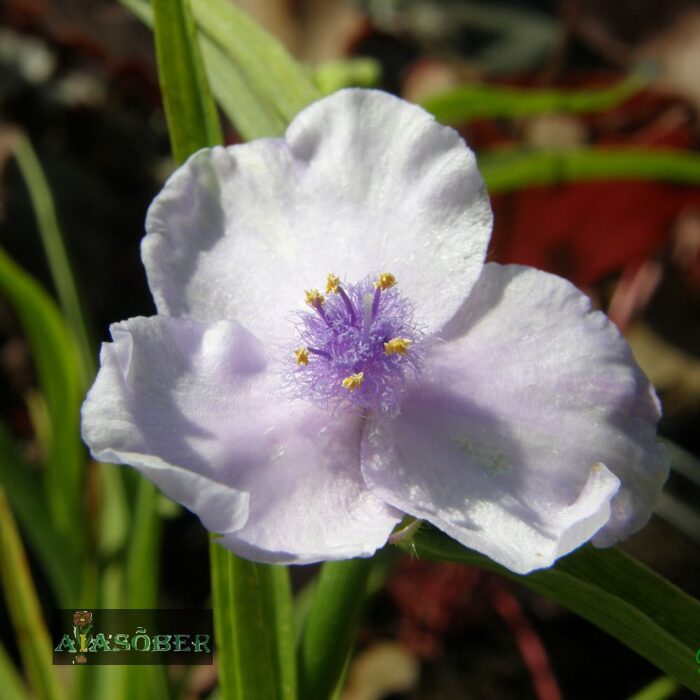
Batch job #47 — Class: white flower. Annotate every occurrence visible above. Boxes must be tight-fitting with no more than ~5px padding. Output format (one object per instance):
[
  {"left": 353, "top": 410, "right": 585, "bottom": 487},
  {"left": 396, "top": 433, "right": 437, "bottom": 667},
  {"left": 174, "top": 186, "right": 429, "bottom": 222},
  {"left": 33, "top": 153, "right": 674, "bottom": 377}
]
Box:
[{"left": 82, "top": 90, "right": 668, "bottom": 573}]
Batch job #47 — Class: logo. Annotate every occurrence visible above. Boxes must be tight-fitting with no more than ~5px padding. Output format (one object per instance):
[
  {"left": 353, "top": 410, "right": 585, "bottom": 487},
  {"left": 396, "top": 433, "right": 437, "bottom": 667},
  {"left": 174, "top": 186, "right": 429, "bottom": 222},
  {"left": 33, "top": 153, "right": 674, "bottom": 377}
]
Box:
[{"left": 52, "top": 609, "right": 213, "bottom": 665}]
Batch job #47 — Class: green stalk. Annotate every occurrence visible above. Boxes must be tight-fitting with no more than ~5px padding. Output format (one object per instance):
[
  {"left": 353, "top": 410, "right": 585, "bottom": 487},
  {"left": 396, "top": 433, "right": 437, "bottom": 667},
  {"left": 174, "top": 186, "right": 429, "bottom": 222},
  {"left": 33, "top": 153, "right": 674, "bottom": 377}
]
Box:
[
  {"left": 152, "top": 0, "right": 222, "bottom": 162},
  {"left": 210, "top": 543, "right": 296, "bottom": 700},
  {"left": 297, "top": 559, "right": 372, "bottom": 700}
]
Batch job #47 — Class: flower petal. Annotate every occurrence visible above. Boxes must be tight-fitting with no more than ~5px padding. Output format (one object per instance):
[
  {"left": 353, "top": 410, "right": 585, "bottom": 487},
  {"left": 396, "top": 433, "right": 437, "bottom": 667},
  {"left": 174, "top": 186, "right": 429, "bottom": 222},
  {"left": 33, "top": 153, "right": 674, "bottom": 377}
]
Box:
[
  {"left": 143, "top": 89, "right": 491, "bottom": 338},
  {"left": 362, "top": 263, "right": 668, "bottom": 573},
  {"left": 82, "top": 316, "right": 400, "bottom": 563}
]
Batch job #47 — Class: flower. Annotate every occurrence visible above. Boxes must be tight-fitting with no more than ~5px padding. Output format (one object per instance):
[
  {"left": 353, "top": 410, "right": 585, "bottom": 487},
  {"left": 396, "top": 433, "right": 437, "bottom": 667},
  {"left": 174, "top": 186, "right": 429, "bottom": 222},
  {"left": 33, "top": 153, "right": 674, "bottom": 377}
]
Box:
[{"left": 81, "top": 89, "right": 668, "bottom": 574}]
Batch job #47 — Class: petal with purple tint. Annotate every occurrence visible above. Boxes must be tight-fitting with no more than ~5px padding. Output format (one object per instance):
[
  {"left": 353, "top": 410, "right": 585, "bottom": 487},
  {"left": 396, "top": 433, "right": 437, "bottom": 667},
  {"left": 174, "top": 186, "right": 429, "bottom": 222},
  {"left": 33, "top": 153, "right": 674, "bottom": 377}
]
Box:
[
  {"left": 143, "top": 89, "right": 491, "bottom": 340},
  {"left": 362, "top": 264, "right": 668, "bottom": 573},
  {"left": 82, "top": 315, "right": 400, "bottom": 564}
]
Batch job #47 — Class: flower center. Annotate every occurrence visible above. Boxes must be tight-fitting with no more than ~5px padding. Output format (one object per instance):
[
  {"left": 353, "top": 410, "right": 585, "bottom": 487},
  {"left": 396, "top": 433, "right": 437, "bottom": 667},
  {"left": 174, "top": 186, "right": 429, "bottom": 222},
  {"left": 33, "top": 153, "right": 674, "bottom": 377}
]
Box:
[{"left": 289, "top": 272, "right": 424, "bottom": 416}]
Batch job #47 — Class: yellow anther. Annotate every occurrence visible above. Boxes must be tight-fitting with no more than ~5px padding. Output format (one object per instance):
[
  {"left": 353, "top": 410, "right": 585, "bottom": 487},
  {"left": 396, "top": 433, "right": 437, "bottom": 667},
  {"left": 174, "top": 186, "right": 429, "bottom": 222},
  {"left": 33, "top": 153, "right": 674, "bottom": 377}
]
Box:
[
  {"left": 374, "top": 272, "right": 397, "bottom": 290},
  {"left": 305, "top": 289, "right": 325, "bottom": 307},
  {"left": 384, "top": 338, "right": 410, "bottom": 355},
  {"left": 341, "top": 372, "right": 364, "bottom": 392},
  {"left": 326, "top": 273, "right": 341, "bottom": 294},
  {"left": 294, "top": 347, "right": 309, "bottom": 366}
]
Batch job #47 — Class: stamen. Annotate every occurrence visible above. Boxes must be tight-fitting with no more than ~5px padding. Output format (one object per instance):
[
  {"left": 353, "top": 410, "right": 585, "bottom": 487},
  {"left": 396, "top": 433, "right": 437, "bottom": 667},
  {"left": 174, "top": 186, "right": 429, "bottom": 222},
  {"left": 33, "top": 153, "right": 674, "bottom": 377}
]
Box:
[
  {"left": 362, "top": 293, "right": 373, "bottom": 340},
  {"left": 338, "top": 287, "right": 358, "bottom": 325},
  {"left": 289, "top": 273, "right": 424, "bottom": 416},
  {"left": 374, "top": 272, "right": 397, "bottom": 290},
  {"left": 326, "top": 274, "right": 341, "bottom": 294},
  {"left": 294, "top": 347, "right": 310, "bottom": 365},
  {"left": 371, "top": 287, "right": 381, "bottom": 317},
  {"left": 308, "top": 346, "right": 332, "bottom": 360},
  {"left": 341, "top": 372, "right": 364, "bottom": 392},
  {"left": 305, "top": 288, "right": 330, "bottom": 325},
  {"left": 327, "top": 273, "right": 358, "bottom": 324},
  {"left": 384, "top": 338, "right": 410, "bottom": 355},
  {"left": 305, "top": 289, "right": 325, "bottom": 307}
]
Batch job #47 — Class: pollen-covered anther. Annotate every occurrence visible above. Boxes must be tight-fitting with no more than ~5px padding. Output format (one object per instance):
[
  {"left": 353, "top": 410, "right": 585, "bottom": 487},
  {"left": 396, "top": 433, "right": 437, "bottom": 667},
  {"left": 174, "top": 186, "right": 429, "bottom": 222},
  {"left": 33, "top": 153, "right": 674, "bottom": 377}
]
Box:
[
  {"left": 341, "top": 372, "right": 364, "bottom": 392},
  {"left": 326, "top": 273, "right": 341, "bottom": 294},
  {"left": 384, "top": 338, "right": 411, "bottom": 355},
  {"left": 374, "top": 272, "right": 397, "bottom": 290},
  {"left": 294, "top": 347, "right": 310, "bottom": 366},
  {"left": 305, "top": 289, "right": 325, "bottom": 307}
]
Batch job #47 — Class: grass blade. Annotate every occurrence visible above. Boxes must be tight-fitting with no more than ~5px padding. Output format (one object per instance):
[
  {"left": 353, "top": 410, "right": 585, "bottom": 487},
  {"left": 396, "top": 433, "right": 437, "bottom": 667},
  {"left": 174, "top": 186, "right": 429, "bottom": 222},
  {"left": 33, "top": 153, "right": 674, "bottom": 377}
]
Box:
[
  {"left": 423, "top": 71, "right": 648, "bottom": 124},
  {"left": 399, "top": 527, "right": 700, "bottom": 695},
  {"left": 0, "top": 248, "right": 83, "bottom": 544},
  {"left": 297, "top": 559, "right": 372, "bottom": 700},
  {"left": 0, "top": 488, "right": 67, "bottom": 700},
  {"left": 0, "top": 423, "right": 78, "bottom": 607},
  {"left": 0, "top": 640, "right": 30, "bottom": 700},
  {"left": 11, "top": 131, "right": 95, "bottom": 381},
  {"left": 190, "top": 0, "right": 319, "bottom": 137},
  {"left": 152, "top": 0, "right": 222, "bottom": 163},
  {"left": 480, "top": 147, "right": 700, "bottom": 192},
  {"left": 210, "top": 543, "right": 295, "bottom": 700}
]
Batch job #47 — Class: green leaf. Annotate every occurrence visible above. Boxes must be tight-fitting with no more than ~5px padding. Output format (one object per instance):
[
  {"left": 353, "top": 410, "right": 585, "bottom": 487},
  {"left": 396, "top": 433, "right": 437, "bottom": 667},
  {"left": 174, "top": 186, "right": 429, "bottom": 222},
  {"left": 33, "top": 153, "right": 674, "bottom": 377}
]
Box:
[
  {"left": 313, "top": 58, "right": 381, "bottom": 95},
  {"left": 480, "top": 147, "right": 700, "bottom": 193},
  {"left": 422, "top": 71, "right": 648, "bottom": 124},
  {"left": 0, "top": 489, "right": 67, "bottom": 700},
  {"left": 125, "top": 478, "right": 162, "bottom": 607},
  {"left": 11, "top": 131, "right": 95, "bottom": 382},
  {"left": 398, "top": 528, "right": 700, "bottom": 695},
  {"left": 152, "top": 0, "right": 222, "bottom": 163},
  {"left": 0, "top": 423, "right": 78, "bottom": 607},
  {"left": 119, "top": 0, "right": 321, "bottom": 140},
  {"left": 210, "top": 543, "right": 296, "bottom": 700},
  {"left": 628, "top": 676, "right": 680, "bottom": 700},
  {"left": 0, "top": 248, "right": 83, "bottom": 544},
  {"left": 297, "top": 559, "right": 372, "bottom": 700},
  {"left": 190, "top": 0, "right": 320, "bottom": 138},
  {"left": 0, "top": 640, "right": 30, "bottom": 700}
]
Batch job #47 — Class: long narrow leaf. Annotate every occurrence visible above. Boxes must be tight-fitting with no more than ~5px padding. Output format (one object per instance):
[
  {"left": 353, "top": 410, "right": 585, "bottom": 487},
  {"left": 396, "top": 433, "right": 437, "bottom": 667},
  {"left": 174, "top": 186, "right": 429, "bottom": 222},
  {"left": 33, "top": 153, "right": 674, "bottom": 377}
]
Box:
[
  {"left": 261, "top": 566, "right": 296, "bottom": 700},
  {"left": 0, "top": 423, "right": 78, "bottom": 607},
  {"left": 0, "top": 640, "right": 30, "bottom": 700},
  {"left": 0, "top": 488, "right": 67, "bottom": 700},
  {"left": 398, "top": 528, "right": 700, "bottom": 695},
  {"left": 423, "top": 71, "right": 647, "bottom": 124},
  {"left": 11, "top": 131, "right": 95, "bottom": 381},
  {"left": 152, "top": 0, "right": 222, "bottom": 162},
  {"left": 0, "top": 248, "right": 83, "bottom": 542},
  {"left": 297, "top": 559, "right": 373, "bottom": 700},
  {"left": 480, "top": 147, "right": 700, "bottom": 192},
  {"left": 210, "top": 543, "right": 293, "bottom": 700},
  {"left": 190, "top": 0, "right": 319, "bottom": 136},
  {"left": 117, "top": 0, "right": 287, "bottom": 140},
  {"left": 125, "top": 478, "right": 162, "bottom": 607}
]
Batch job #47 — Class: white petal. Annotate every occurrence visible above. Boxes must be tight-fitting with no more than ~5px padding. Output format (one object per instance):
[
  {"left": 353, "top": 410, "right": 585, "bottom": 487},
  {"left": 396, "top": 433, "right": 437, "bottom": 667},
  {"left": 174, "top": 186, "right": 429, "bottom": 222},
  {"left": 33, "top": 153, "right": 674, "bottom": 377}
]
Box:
[
  {"left": 82, "top": 316, "right": 400, "bottom": 564},
  {"left": 362, "top": 264, "right": 668, "bottom": 573},
  {"left": 143, "top": 89, "right": 491, "bottom": 339}
]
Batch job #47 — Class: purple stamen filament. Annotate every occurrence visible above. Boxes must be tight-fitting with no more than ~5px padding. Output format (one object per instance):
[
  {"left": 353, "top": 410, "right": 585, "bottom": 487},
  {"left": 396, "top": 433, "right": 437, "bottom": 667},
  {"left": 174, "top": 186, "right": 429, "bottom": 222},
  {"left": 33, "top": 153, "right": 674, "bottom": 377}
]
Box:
[
  {"left": 308, "top": 346, "right": 332, "bottom": 360},
  {"left": 337, "top": 286, "right": 357, "bottom": 325},
  {"left": 291, "top": 273, "right": 424, "bottom": 416}
]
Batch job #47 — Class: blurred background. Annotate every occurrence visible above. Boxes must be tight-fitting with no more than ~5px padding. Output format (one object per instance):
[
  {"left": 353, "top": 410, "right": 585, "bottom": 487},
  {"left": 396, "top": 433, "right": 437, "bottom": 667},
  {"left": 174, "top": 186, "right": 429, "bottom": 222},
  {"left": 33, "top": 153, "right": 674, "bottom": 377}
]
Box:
[{"left": 1, "top": 1, "right": 699, "bottom": 698}]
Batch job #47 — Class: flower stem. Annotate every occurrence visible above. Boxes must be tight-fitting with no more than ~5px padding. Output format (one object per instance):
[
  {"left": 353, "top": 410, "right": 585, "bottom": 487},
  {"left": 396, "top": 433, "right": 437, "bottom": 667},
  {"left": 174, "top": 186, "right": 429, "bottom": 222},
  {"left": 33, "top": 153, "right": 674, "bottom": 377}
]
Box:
[{"left": 297, "top": 558, "right": 373, "bottom": 699}]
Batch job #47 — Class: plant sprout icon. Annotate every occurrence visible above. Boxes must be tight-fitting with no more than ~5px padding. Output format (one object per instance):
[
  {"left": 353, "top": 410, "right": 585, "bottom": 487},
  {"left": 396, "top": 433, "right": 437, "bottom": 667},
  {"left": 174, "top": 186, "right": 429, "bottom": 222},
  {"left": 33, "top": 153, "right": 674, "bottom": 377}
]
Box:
[{"left": 72, "top": 610, "right": 93, "bottom": 664}]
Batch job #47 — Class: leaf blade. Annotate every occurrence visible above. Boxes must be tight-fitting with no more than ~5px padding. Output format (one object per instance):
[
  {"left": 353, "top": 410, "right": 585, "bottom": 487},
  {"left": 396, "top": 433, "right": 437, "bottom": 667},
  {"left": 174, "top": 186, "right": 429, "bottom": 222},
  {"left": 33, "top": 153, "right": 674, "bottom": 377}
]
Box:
[
  {"left": 152, "top": 0, "right": 222, "bottom": 163},
  {"left": 0, "top": 488, "right": 67, "bottom": 700},
  {"left": 399, "top": 528, "right": 700, "bottom": 695}
]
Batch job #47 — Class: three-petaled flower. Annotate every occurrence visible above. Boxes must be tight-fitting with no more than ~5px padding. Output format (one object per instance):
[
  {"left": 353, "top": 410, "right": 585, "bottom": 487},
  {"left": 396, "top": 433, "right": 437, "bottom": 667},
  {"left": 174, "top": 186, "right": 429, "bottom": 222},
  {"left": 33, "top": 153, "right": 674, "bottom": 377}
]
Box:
[{"left": 82, "top": 89, "right": 668, "bottom": 573}]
